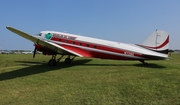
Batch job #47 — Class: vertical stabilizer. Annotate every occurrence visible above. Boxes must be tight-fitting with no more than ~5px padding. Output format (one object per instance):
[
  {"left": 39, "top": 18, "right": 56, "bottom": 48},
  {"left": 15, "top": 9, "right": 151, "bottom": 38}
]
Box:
[{"left": 138, "top": 30, "right": 169, "bottom": 54}]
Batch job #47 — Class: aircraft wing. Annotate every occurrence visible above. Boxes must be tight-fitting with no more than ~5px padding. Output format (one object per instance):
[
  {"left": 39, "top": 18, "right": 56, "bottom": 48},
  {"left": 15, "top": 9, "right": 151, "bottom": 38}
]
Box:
[{"left": 6, "top": 26, "right": 83, "bottom": 57}]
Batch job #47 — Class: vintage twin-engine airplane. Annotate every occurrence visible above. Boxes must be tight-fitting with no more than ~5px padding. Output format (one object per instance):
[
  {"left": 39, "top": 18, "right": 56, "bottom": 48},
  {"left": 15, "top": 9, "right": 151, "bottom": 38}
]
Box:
[{"left": 6, "top": 26, "right": 169, "bottom": 66}]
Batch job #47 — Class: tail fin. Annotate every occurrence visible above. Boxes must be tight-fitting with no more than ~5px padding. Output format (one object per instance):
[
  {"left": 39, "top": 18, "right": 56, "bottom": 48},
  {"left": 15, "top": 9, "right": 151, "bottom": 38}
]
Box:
[{"left": 138, "top": 30, "right": 169, "bottom": 54}]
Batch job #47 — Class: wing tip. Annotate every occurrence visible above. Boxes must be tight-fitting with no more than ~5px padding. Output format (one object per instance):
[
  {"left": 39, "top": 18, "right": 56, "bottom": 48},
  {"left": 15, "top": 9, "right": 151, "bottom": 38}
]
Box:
[{"left": 6, "top": 26, "right": 11, "bottom": 29}]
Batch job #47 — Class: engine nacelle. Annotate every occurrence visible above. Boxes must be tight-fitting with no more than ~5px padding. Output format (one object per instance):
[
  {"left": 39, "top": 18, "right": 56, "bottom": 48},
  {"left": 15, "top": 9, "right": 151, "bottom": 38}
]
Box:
[{"left": 34, "top": 44, "right": 56, "bottom": 55}]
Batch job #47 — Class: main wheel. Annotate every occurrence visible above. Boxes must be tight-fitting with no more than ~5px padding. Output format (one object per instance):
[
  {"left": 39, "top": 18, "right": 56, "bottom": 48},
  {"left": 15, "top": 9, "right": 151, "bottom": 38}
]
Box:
[
  {"left": 65, "top": 58, "right": 72, "bottom": 64},
  {"left": 48, "top": 59, "right": 57, "bottom": 66}
]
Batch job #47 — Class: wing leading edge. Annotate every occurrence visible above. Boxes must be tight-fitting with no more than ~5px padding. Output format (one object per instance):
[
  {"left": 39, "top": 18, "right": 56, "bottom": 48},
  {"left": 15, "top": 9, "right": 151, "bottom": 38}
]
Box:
[{"left": 6, "top": 26, "right": 83, "bottom": 57}]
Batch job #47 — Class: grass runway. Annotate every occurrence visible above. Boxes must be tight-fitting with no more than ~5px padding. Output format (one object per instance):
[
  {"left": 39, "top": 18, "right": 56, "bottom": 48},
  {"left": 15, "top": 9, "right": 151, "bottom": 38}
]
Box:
[{"left": 0, "top": 54, "right": 180, "bottom": 105}]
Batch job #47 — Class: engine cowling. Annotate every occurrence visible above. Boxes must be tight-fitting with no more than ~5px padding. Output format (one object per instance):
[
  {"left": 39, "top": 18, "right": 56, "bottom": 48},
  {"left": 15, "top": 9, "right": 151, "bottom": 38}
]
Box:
[{"left": 34, "top": 44, "right": 56, "bottom": 55}]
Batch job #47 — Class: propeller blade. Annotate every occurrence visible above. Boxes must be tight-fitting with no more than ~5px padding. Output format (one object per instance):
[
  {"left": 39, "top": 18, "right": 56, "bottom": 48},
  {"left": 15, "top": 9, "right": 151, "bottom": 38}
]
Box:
[{"left": 33, "top": 47, "right": 36, "bottom": 58}]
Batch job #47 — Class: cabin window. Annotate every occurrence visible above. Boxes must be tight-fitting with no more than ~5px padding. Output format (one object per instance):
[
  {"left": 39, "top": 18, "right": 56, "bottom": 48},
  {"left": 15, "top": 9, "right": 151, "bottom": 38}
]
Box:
[
  {"left": 59, "top": 39, "right": 61, "bottom": 41},
  {"left": 79, "top": 43, "right": 82, "bottom": 46},
  {"left": 86, "top": 44, "right": 89, "bottom": 47},
  {"left": 65, "top": 40, "right": 68, "bottom": 43},
  {"left": 72, "top": 42, "right": 75, "bottom": 44},
  {"left": 94, "top": 46, "right": 97, "bottom": 48}
]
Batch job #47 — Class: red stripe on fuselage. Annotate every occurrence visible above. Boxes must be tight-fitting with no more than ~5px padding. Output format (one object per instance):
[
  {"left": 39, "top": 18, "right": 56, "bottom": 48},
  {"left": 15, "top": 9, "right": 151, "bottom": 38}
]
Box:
[
  {"left": 50, "top": 36, "right": 143, "bottom": 60},
  {"left": 61, "top": 44, "right": 140, "bottom": 60}
]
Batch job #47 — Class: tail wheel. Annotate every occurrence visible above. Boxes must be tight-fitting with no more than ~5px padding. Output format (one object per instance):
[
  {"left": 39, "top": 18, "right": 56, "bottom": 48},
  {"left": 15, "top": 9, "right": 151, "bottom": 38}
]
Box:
[{"left": 139, "top": 60, "right": 148, "bottom": 66}]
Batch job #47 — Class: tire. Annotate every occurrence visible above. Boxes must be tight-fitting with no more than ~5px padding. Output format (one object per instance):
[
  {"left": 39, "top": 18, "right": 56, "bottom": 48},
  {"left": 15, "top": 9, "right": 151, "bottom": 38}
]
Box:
[
  {"left": 48, "top": 59, "right": 57, "bottom": 66},
  {"left": 65, "top": 58, "right": 71, "bottom": 64}
]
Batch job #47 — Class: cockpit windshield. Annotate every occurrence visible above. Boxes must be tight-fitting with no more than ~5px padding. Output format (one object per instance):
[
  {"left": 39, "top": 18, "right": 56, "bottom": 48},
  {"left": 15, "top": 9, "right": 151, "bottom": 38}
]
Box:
[{"left": 37, "top": 33, "right": 42, "bottom": 36}]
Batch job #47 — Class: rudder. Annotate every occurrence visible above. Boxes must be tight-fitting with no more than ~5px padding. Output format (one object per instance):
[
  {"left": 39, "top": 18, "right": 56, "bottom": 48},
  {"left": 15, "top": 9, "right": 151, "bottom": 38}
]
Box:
[{"left": 138, "top": 30, "right": 169, "bottom": 54}]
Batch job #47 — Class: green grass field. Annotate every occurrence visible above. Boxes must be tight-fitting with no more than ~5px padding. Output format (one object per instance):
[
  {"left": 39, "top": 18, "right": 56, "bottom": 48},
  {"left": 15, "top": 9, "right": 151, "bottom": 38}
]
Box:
[{"left": 0, "top": 54, "right": 180, "bottom": 105}]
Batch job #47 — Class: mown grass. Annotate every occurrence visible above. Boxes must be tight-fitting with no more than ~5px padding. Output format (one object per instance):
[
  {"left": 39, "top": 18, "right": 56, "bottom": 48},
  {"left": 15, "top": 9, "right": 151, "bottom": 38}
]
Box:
[{"left": 0, "top": 54, "right": 180, "bottom": 105}]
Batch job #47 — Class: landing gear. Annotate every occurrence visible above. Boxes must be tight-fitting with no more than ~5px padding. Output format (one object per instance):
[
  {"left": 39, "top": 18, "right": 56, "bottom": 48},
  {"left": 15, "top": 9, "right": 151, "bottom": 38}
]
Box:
[
  {"left": 48, "top": 55, "right": 58, "bottom": 66},
  {"left": 48, "top": 55, "right": 76, "bottom": 66},
  {"left": 65, "top": 58, "right": 71, "bottom": 64},
  {"left": 139, "top": 60, "right": 148, "bottom": 65},
  {"left": 64, "top": 56, "right": 76, "bottom": 64},
  {"left": 48, "top": 59, "right": 57, "bottom": 66},
  {"left": 48, "top": 55, "right": 64, "bottom": 66}
]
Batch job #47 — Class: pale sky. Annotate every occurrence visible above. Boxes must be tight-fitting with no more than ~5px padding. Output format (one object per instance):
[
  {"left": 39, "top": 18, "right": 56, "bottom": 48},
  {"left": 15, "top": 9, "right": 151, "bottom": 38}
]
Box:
[{"left": 0, "top": 0, "right": 180, "bottom": 50}]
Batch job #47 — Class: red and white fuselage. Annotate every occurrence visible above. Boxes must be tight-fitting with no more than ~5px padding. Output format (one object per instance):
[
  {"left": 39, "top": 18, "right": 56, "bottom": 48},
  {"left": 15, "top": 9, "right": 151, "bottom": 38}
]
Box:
[
  {"left": 6, "top": 26, "right": 169, "bottom": 66},
  {"left": 36, "top": 30, "right": 169, "bottom": 60}
]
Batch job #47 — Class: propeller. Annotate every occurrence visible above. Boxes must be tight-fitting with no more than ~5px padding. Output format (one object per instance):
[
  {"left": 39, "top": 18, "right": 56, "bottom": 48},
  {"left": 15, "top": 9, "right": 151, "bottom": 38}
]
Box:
[
  {"left": 33, "top": 39, "right": 40, "bottom": 58},
  {"left": 33, "top": 47, "right": 37, "bottom": 58}
]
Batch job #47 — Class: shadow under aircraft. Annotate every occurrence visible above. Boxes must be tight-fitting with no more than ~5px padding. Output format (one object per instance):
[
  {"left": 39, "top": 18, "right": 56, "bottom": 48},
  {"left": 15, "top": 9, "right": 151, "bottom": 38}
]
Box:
[{"left": 0, "top": 59, "right": 165, "bottom": 81}]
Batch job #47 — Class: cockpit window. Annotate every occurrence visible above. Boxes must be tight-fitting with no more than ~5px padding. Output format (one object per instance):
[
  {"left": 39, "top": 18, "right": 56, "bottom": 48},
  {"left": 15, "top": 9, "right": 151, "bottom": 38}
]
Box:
[{"left": 38, "top": 33, "right": 42, "bottom": 36}]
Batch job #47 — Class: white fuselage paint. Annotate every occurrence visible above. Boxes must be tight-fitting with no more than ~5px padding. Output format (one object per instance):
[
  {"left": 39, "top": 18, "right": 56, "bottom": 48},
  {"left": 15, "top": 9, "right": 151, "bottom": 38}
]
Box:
[{"left": 38, "top": 31, "right": 168, "bottom": 60}]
